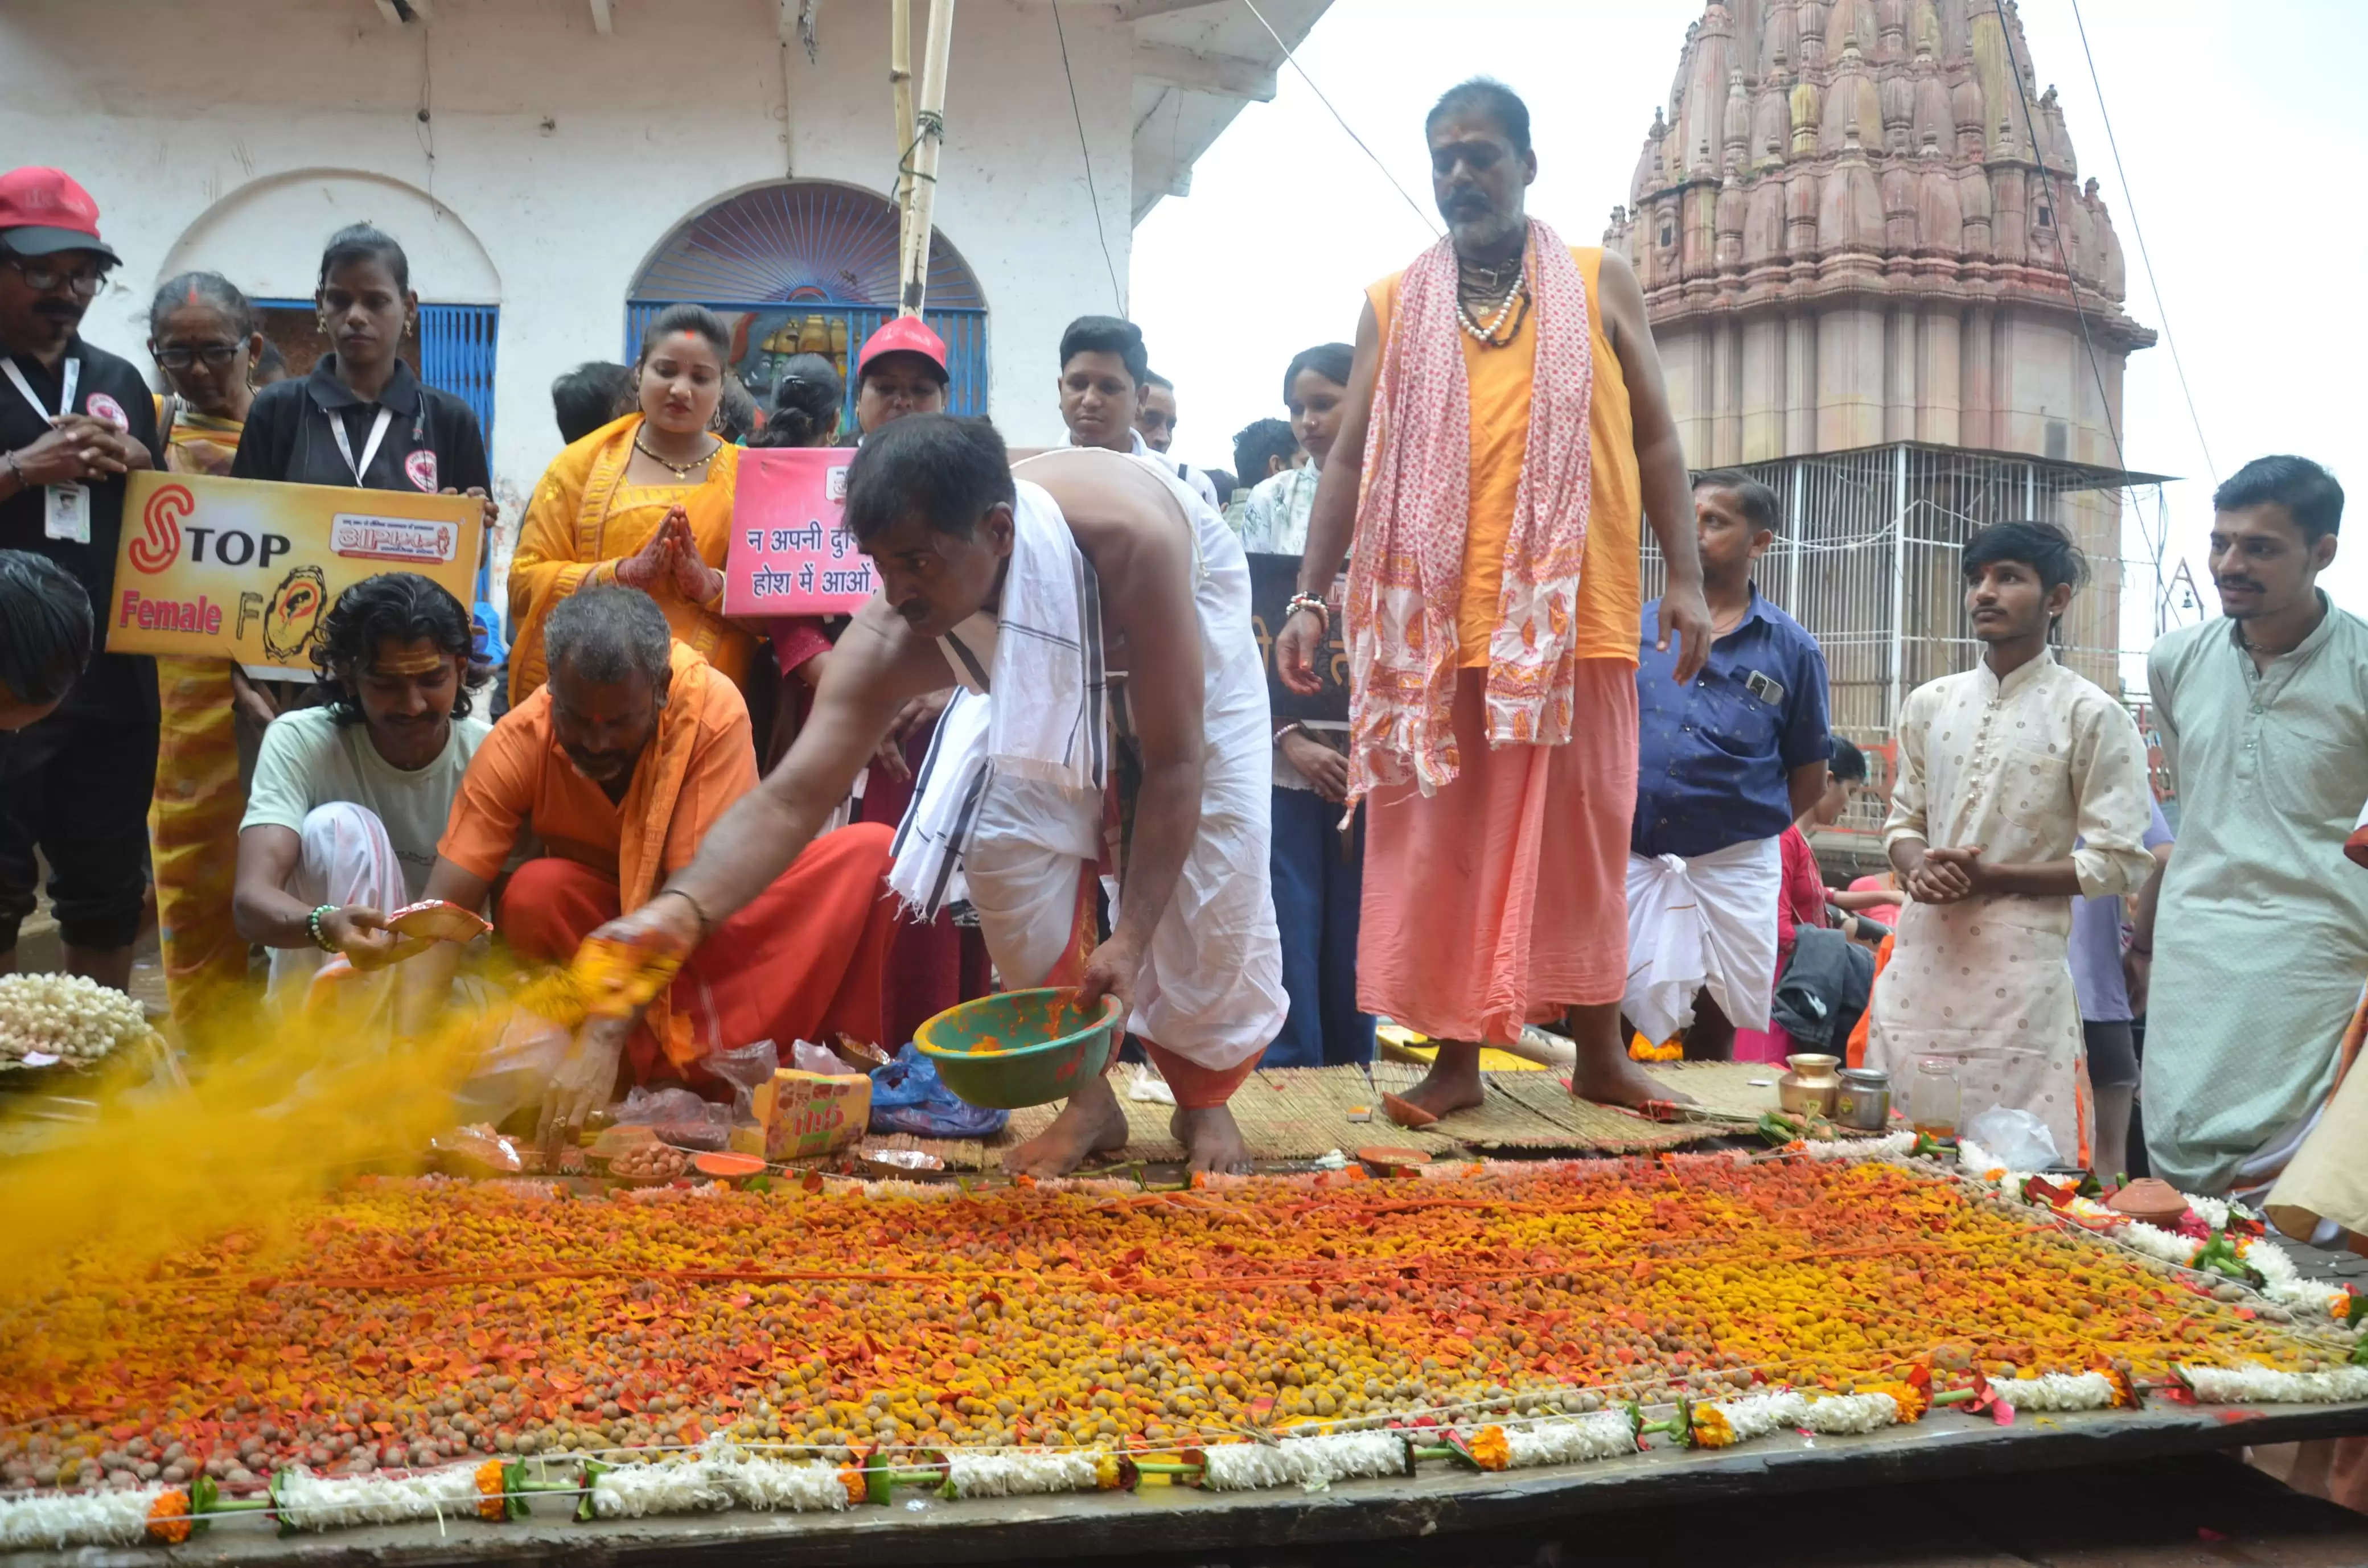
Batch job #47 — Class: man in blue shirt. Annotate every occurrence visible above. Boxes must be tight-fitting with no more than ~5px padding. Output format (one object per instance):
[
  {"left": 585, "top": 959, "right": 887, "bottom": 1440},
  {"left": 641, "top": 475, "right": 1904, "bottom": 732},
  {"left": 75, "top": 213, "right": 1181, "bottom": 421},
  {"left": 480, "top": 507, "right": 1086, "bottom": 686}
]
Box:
[{"left": 1625, "top": 472, "right": 1832, "bottom": 1059}]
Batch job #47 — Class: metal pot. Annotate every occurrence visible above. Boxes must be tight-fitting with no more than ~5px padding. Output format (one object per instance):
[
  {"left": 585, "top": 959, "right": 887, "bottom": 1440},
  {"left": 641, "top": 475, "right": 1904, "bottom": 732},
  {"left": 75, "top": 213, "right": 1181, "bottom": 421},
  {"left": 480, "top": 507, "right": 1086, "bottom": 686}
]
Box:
[
  {"left": 1834, "top": 1067, "right": 1892, "bottom": 1131},
  {"left": 1777, "top": 1053, "right": 1842, "bottom": 1118}
]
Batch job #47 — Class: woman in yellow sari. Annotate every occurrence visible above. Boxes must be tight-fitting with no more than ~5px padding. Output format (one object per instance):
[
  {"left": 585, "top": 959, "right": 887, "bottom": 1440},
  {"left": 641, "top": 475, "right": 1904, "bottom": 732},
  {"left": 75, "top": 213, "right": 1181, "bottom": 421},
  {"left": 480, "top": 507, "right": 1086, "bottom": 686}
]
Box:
[
  {"left": 146, "top": 272, "right": 271, "bottom": 1037},
  {"left": 508, "top": 304, "right": 753, "bottom": 705}
]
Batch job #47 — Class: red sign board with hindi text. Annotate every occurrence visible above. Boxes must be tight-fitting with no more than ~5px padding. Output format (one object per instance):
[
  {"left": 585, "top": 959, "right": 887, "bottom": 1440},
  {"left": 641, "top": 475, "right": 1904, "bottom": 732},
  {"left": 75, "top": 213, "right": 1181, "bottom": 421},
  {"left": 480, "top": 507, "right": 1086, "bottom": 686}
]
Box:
[{"left": 722, "top": 447, "right": 879, "bottom": 616}]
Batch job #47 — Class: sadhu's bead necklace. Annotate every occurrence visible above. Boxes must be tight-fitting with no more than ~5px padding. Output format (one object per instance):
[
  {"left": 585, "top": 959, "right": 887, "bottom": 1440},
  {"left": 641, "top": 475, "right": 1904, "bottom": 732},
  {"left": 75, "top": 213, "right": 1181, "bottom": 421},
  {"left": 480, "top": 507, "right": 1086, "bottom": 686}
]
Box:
[{"left": 1456, "top": 258, "right": 1529, "bottom": 347}]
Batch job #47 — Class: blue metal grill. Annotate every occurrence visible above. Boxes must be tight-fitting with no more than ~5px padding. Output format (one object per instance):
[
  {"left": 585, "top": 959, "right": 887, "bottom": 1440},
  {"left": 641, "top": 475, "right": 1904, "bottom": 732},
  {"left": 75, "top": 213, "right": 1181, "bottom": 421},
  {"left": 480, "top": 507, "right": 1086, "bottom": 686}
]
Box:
[
  {"left": 417, "top": 304, "right": 504, "bottom": 661},
  {"left": 418, "top": 303, "right": 500, "bottom": 445}
]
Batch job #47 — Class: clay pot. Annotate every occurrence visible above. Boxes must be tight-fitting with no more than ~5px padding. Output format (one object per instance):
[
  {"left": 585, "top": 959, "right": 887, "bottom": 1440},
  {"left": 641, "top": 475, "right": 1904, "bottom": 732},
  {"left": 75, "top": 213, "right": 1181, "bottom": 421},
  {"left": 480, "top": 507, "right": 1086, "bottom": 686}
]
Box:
[{"left": 2105, "top": 1177, "right": 2189, "bottom": 1229}]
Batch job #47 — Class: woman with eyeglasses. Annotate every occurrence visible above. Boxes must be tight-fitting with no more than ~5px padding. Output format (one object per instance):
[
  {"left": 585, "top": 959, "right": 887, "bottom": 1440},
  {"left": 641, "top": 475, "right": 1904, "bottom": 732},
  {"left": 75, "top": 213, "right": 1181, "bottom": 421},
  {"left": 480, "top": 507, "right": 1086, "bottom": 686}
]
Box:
[
  {"left": 142, "top": 271, "right": 278, "bottom": 1033},
  {"left": 150, "top": 271, "right": 265, "bottom": 478}
]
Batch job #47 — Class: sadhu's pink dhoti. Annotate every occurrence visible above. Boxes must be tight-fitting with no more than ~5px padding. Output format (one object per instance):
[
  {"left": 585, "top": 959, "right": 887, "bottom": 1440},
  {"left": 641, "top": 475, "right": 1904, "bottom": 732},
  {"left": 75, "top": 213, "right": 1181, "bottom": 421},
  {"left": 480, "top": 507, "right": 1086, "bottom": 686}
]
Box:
[{"left": 1358, "top": 662, "right": 1637, "bottom": 1046}]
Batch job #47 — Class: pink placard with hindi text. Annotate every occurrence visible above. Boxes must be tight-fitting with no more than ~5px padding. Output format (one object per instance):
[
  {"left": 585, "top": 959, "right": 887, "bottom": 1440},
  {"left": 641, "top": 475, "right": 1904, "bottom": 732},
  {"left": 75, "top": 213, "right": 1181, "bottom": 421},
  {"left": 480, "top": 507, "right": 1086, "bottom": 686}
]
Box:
[{"left": 722, "top": 446, "right": 879, "bottom": 615}]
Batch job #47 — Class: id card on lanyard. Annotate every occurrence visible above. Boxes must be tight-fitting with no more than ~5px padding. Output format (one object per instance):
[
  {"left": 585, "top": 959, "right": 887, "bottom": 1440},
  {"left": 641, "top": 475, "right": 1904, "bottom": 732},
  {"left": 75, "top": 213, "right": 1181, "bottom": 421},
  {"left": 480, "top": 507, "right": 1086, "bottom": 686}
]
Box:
[
  {"left": 328, "top": 404, "right": 395, "bottom": 485},
  {"left": 2, "top": 356, "right": 89, "bottom": 544}
]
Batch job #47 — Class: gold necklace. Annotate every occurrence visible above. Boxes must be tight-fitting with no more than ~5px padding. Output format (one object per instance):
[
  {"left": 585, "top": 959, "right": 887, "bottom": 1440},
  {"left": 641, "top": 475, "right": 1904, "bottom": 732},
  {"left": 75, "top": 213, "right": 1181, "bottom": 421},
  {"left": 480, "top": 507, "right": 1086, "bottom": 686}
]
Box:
[{"left": 634, "top": 431, "right": 720, "bottom": 479}]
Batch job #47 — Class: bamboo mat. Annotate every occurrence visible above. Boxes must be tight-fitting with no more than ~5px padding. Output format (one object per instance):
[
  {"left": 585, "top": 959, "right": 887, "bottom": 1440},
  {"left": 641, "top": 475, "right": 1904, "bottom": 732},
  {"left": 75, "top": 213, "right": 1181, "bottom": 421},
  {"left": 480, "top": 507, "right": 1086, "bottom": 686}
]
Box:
[{"left": 844, "top": 1060, "right": 1787, "bottom": 1171}]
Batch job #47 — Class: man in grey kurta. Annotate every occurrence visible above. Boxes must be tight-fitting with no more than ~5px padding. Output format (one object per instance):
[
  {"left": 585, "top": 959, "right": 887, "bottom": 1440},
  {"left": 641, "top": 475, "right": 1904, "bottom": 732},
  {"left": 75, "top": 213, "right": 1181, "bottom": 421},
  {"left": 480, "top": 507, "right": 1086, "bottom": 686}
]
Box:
[{"left": 2143, "top": 455, "right": 2368, "bottom": 1196}]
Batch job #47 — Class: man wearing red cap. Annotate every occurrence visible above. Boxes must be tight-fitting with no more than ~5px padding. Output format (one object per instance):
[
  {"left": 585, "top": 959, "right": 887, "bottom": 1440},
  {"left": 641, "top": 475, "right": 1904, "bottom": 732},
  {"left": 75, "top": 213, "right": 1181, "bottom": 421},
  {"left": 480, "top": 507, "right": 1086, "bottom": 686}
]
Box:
[
  {"left": 850, "top": 315, "right": 951, "bottom": 432},
  {"left": 0, "top": 168, "right": 164, "bottom": 992}
]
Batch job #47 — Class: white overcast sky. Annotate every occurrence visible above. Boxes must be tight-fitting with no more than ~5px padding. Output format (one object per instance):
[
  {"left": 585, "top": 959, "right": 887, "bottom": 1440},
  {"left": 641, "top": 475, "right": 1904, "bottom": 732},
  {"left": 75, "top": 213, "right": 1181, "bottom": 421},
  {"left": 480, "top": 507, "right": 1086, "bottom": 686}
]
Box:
[{"left": 1129, "top": 0, "right": 2368, "bottom": 618}]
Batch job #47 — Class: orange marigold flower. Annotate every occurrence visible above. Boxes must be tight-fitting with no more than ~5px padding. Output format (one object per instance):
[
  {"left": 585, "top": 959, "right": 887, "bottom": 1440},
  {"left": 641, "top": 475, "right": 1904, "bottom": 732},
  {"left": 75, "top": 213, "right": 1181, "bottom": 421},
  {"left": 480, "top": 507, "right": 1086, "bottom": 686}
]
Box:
[
  {"left": 1467, "top": 1426, "right": 1511, "bottom": 1472},
  {"left": 1863, "top": 1381, "right": 1927, "bottom": 1422},
  {"left": 145, "top": 1489, "right": 193, "bottom": 1544},
  {"left": 837, "top": 1466, "right": 866, "bottom": 1505},
  {"left": 474, "top": 1458, "right": 508, "bottom": 1521},
  {"left": 1691, "top": 1408, "right": 1737, "bottom": 1448}
]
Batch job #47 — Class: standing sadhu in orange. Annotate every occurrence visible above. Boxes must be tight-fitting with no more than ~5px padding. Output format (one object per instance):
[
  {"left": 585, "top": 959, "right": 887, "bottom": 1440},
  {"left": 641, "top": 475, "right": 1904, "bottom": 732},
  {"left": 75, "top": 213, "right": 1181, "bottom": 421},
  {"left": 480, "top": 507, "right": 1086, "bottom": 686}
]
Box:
[
  {"left": 396, "top": 587, "right": 896, "bottom": 1130},
  {"left": 1275, "top": 79, "right": 1712, "bottom": 1117},
  {"left": 507, "top": 305, "right": 757, "bottom": 707}
]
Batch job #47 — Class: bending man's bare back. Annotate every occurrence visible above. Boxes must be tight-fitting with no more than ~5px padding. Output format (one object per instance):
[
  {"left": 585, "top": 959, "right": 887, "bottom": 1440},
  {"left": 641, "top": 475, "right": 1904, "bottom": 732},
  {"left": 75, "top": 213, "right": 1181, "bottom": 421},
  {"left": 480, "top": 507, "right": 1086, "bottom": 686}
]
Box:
[{"left": 587, "top": 416, "right": 1286, "bottom": 1176}]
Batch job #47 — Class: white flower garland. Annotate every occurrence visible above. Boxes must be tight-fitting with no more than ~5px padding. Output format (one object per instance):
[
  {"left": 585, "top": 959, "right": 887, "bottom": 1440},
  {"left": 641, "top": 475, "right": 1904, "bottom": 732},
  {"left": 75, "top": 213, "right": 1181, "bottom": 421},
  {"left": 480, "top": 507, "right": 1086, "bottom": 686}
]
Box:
[
  {"left": 705, "top": 1444, "right": 856, "bottom": 1512},
  {"left": 0, "top": 1485, "right": 160, "bottom": 1550},
  {"left": 1987, "top": 1371, "right": 2118, "bottom": 1413},
  {"left": 1696, "top": 1390, "right": 1808, "bottom": 1443},
  {"left": 275, "top": 1464, "right": 484, "bottom": 1531},
  {"left": 1796, "top": 1130, "right": 1918, "bottom": 1160},
  {"left": 1799, "top": 1391, "right": 1903, "bottom": 1434},
  {"left": 1954, "top": 1145, "right": 2353, "bottom": 1318},
  {"left": 0, "top": 973, "right": 149, "bottom": 1067},
  {"left": 1201, "top": 1430, "right": 1408, "bottom": 1492},
  {"left": 1500, "top": 1411, "right": 1639, "bottom": 1466},
  {"left": 942, "top": 1451, "right": 1100, "bottom": 1499},
  {"left": 588, "top": 1456, "right": 733, "bottom": 1518},
  {"left": 2177, "top": 1364, "right": 2368, "bottom": 1405}
]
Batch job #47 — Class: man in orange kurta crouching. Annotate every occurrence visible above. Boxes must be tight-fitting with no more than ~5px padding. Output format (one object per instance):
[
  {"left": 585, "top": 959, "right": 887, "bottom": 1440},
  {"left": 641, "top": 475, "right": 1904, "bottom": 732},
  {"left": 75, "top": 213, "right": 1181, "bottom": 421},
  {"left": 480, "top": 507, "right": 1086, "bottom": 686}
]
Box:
[
  {"left": 1274, "top": 78, "right": 1712, "bottom": 1118},
  {"left": 398, "top": 586, "right": 896, "bottom": 1130}
]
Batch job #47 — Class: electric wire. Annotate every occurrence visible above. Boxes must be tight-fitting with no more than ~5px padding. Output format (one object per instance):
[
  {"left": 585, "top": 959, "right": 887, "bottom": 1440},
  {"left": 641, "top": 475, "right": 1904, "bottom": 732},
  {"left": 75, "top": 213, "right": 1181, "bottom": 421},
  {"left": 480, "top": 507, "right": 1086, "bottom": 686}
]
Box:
[
  {"left": 1051, "top": 0, "right": 1127, "bottom": 311},
  {"left": 1236, "top": 0, "right": 1440, "bottom": 238},
  {"left": 2067, "top": 0, "right": 2216, "bottom": 485}
]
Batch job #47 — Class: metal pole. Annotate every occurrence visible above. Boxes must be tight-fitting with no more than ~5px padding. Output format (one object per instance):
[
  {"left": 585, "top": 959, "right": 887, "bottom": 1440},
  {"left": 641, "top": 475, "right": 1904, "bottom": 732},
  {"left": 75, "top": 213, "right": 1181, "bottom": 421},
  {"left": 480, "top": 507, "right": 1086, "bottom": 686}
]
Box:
[
  {"left": 1785, "top": 459, "right": 1804, "bottom": 615},
  {"left": 890, "top": 0, "right": 915, "bottom": 215},
  {"left": 1888, "top": 441, "right": 1908, "bottom": 731},
  {"left": 898, "top": 0, "right": 956, "bottom": 316}
]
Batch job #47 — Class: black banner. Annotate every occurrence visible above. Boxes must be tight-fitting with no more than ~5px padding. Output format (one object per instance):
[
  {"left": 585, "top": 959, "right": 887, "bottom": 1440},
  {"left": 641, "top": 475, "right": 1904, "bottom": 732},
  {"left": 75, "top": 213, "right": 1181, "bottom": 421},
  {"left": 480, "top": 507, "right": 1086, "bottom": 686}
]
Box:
[{"left": 1245, "top": 552, "right": 1348, "bottom": 723}]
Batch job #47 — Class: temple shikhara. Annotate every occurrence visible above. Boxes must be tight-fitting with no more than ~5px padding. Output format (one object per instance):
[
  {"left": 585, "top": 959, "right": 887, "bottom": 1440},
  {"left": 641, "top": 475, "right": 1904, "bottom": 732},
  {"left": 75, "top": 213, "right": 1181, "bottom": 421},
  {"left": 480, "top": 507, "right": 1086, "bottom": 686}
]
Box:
[{"left": 1609, "top": 0, "right": 2166, "bottom": 746}]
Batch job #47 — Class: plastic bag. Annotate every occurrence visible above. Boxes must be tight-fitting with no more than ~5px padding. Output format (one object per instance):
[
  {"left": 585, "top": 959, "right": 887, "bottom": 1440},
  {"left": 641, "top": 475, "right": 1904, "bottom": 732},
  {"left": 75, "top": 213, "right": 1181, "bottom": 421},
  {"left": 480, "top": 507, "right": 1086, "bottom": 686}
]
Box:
[
  {"left": 615, "top": 1084, "right": 731, "bottom": 1151},
  {"left": 792, "top": 1038, "right": 863, "bottom": 1076},
  {"left": 708, "top": 1038, "right": 782, "bottom": 1126},
  {"left": 450, "top": 1003, "right": 572, "bottom": 1127},
  {"left": 1967, "top": 1106, "right": 2061, "bottom": 1170},
  {"left": 868, "top": 1043, "right": 1009, "bottom": 1139}
]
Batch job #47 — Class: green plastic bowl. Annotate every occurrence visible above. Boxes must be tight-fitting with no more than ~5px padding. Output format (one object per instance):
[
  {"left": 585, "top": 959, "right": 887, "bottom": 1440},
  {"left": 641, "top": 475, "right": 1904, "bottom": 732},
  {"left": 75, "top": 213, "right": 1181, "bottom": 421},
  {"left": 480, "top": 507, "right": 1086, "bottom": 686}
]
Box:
[{"left": 914, "top": 987, "right": 1125, "bottom": 1110}]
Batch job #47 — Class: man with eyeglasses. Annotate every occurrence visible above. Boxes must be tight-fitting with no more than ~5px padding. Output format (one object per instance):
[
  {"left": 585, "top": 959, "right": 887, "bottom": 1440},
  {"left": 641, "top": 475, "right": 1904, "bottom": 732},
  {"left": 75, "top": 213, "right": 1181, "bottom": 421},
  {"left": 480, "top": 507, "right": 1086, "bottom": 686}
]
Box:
[{"left": 0, "top": 167, "right": 164, "bottom": 994}]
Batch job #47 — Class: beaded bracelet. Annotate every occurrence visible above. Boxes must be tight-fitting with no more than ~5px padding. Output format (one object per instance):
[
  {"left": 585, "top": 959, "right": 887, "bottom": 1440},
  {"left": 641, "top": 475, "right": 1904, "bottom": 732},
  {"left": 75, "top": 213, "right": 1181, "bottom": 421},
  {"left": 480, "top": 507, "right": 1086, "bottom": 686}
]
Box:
[
  {"left": 306, "top": 905, "right": 339, "bottom": 954},
  {"left": 1285, "top": 592, "right": 1330, "bottom": 629}
]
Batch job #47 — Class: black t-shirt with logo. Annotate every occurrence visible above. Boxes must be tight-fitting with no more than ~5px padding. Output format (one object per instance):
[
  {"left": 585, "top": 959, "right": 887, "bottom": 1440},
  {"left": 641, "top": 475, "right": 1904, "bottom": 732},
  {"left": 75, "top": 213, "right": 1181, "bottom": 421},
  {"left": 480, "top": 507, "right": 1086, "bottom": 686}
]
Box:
[
  {"left": 0, "top": 337, "right": 165, "bottom": 721},
  {"left": 232, "top": 356, "right": 490, "bottom": 497}
]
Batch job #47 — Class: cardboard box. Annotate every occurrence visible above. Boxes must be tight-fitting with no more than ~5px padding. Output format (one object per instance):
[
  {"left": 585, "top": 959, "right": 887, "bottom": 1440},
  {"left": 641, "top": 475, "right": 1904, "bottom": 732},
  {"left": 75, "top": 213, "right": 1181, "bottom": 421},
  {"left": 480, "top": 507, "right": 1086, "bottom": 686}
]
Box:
[{"left": 749, "top": 1068, "right": 871, "bottom": 1160}]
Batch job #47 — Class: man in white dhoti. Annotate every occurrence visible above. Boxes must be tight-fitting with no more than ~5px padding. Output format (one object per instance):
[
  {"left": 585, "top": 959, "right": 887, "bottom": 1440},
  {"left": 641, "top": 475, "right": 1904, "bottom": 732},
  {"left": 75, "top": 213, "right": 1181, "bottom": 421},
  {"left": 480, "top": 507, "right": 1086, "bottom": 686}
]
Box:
[
  {"left": 591, "top": 414, "right": 1285, "bottom": 1175},
  {"left": 2143, "top": 455, "right": 2367, "bottom": 1199},
  {"left": 1866, "top": 522, "right": 2154, "bottom": 1168},
  {"left": 1623, "top": 472, "right": 1832, "bottom": 1056}
]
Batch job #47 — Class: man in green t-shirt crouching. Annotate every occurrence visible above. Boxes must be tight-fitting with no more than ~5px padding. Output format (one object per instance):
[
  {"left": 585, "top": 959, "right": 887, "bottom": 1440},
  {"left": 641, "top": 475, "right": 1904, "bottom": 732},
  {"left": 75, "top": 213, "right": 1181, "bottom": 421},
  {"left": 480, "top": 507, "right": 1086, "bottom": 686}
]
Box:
[{"left": 232, "top": 573, "right": 491, "bottom": 1012}]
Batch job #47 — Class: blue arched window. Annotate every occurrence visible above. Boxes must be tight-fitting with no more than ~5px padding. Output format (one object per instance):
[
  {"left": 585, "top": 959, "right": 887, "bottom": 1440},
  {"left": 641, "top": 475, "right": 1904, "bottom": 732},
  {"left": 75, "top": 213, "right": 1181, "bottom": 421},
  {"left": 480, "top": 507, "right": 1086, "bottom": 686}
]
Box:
[{"left": 626, "top": 182, "right": 988, "bottom": 430}]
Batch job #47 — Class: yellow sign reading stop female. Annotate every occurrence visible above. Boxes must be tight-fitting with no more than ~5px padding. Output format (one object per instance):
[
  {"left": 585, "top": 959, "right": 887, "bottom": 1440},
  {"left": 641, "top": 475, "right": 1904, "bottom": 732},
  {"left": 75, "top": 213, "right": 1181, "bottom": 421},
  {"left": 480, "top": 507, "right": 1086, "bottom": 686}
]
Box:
[{"left": 107, "top": 472, "right": 482, "bottom": 678}]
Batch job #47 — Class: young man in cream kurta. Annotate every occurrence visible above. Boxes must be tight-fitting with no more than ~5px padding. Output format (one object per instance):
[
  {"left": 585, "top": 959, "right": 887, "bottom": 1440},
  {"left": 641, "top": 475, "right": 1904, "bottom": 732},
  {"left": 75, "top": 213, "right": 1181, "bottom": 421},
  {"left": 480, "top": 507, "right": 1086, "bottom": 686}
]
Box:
[{"left": 1867, "top": 522, "right": 2155, "bottom": 1168}]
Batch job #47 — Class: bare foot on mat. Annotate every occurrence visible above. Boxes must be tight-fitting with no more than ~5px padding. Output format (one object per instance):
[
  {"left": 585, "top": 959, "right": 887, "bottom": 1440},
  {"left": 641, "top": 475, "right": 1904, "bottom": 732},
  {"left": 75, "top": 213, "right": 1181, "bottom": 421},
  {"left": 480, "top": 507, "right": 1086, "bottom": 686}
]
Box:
[
  {"left": 1392, "top": 1044, "right": 1487, "bottom": 1122},
  {"left": 1570, "top": 1051, "right": 1692, "bottom": 1108},
  {"left": 1173, "top": 1104, "right": 1253, "bottom": 1174},
  {"left": 1002, "top": 1076, "right": 1129, "bottom": 1177}
]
